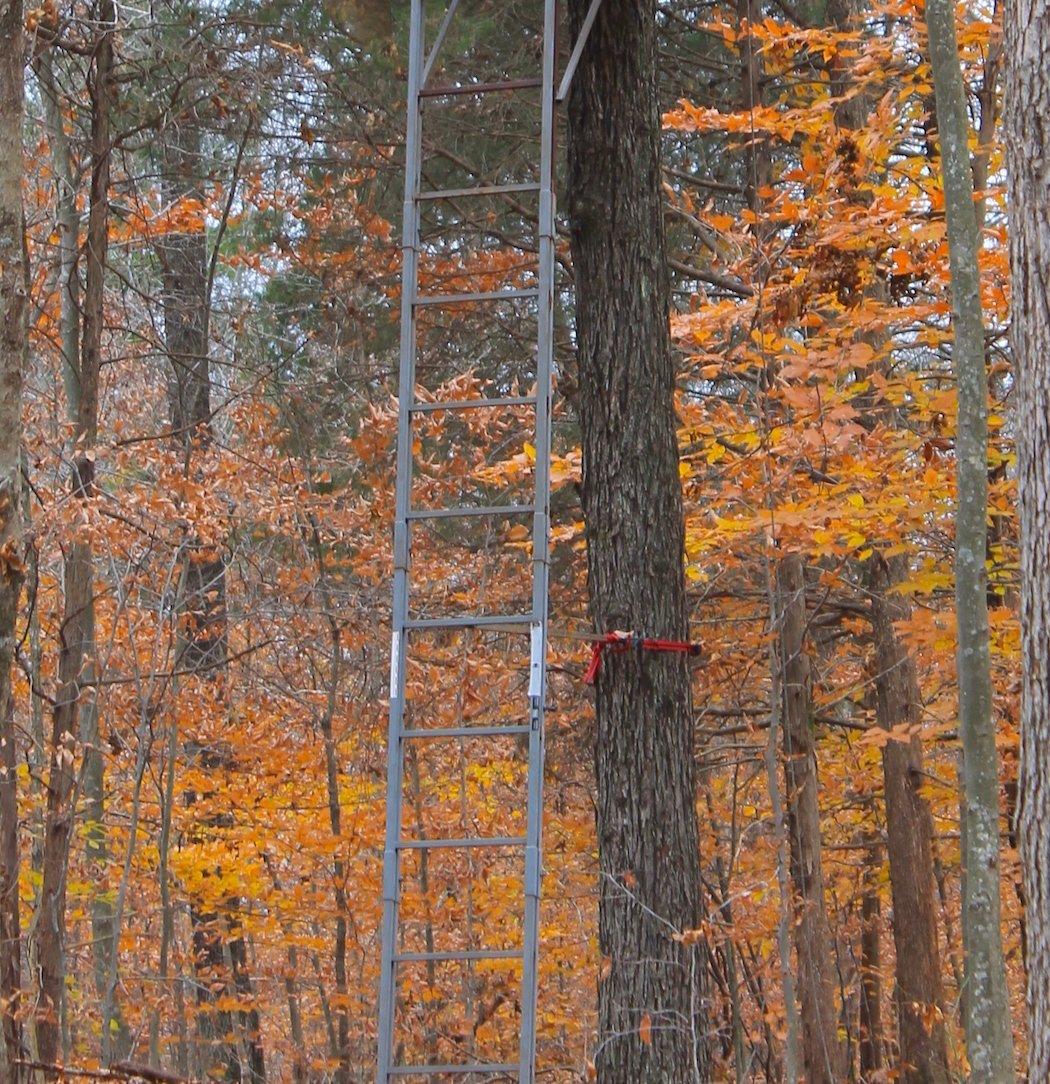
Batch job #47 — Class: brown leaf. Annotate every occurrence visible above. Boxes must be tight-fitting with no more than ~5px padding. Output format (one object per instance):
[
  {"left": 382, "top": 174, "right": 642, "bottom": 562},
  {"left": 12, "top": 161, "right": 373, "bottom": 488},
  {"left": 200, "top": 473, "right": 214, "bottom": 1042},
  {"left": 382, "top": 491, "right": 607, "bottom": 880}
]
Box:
[{"left": 673, "top": 926, "right": 706, "bottom": 946}]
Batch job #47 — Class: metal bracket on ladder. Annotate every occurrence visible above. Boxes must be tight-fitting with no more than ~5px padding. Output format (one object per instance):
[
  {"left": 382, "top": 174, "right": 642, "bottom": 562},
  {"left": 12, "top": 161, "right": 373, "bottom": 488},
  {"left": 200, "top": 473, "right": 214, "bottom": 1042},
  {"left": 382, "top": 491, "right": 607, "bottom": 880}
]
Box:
[
  {"left": 375, "top": 1, "right": 558, "bottom": 1080},
  {"left": 556, "top": 0, "right": 605, "bottom": 102}
]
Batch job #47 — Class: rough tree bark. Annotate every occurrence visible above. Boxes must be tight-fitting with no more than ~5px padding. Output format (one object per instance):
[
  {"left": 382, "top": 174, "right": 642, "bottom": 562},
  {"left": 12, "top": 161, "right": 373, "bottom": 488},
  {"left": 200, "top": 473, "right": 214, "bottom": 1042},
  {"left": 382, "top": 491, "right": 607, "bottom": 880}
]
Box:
[
  {"left": 33, "top": 1, "right": 113, "bottom": 1069},
  {"left": 0, "top": 1, "right": 24, "bottom": 1075},
  {"left": 567, "top": 1, "right": 709, "bottom": 1079},
  {"left": 868, "top": 554, "right": 951, "bottom": 1083},
  {"left": 1004, "top": 0, "right": 1050, "bottom": 1077},
  {"left": 923, "top": 0, "right": 1014, "bottom": 1076},
  {"left": 775, "top": 555, "right": 843, "bottom": 1083}
]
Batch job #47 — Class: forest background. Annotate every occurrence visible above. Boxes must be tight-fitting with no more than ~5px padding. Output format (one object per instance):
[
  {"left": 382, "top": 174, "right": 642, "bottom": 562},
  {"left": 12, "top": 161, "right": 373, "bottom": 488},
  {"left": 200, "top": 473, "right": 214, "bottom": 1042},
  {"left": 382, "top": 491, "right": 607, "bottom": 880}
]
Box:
[{"left": 0, "top": 0, "right": 1031, "bottom": 1079}]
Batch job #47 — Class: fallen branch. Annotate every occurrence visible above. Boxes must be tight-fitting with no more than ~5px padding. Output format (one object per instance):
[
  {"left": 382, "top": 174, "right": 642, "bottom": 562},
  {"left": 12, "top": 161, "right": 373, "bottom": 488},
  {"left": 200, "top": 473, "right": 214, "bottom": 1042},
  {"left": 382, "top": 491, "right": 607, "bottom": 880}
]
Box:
[{"left": 17, "top": 1060, "right": 193, "bottom": 1083}]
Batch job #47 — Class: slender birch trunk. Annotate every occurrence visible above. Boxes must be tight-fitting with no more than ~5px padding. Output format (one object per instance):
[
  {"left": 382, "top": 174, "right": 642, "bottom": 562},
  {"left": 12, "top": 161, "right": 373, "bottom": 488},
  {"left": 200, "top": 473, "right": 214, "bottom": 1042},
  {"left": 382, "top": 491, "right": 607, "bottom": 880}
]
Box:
[{"left": 923, "top": 0, "right": 1014, "bottom": 1076}]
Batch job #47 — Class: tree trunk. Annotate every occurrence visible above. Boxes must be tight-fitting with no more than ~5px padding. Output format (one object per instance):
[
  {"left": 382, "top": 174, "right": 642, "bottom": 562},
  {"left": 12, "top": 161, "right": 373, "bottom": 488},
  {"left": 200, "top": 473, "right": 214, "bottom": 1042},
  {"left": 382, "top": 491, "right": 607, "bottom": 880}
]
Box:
[
  {"left": 765, "top": 611, "right": 801, "bottom": 1084},
  {"left": 318, "top": 619, "right": 352, "bottom": 1083},
  {"left": 567, "top": 2, "right": 708, "bottom": 1079},
  {"left": 868, "top": 554, "right": 951, "bottom": 1083},
  {"left": 150, "top": 715, "right": 189, "bottom": 1077},
  {"left": 858, "top": 836, "right": 883, "bottom": 1082},
  {"left": 299, "top": 515, "right": 352, "bottom": 1079},
  {"left": 158, "top": 127, "right": 234, "bottom": 1075},
  {"left": 1004, "top": 0, "right": 1050, "bottom": 1076},
  {"left": 0, "top": 1, "right": 25, "bottom": 1074},
  {"left": 38, "top": 38, "right": 131, "bottom": 1064},
  {"left": 775, "top": 555, "right": 843, "bottom": 1082},
  {"left": 282, "top": 943, "right": 307, "bottom": 1084},
  {"left": 158, "top": 92, "right": 265, "bottom": 1082},
  {"left": 34, "top": 47, "right": 78, "bottom": 406},
  {"left": 796, "top": 2, "right": 954, "bottom": 1073},
  {"left": 923, "top": 1, "right": 1015, "bottom": 1076},
  {"left": 737, "top": 20, "right": 802, "bottom": 1078},
  {"left": 33, "top": 2, "right": 113, "bottom": 1068}
]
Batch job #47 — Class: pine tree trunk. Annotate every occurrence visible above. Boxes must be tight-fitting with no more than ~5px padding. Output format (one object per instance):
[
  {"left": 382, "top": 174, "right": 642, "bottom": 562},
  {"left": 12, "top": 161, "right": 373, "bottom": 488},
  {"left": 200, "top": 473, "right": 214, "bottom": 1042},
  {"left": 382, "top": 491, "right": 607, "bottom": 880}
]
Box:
[
  {"left": 0, "top": 2, "right": 24, "bottom": 1075},
  {"left": 567, "top": 2, "right": 709, "bottom": 1078},
  {"left": 1004, "top": 0, "right": 1050, "bottom": 1076},
  {"left": 923, "top": 1, "right": 1014, "bottom": 1076},
  {"left": 868, "top": 554, "right": 951, "bottom": 1083},
  {"left": 775, "top": 555, "right": 843, "bottom": 1082}
]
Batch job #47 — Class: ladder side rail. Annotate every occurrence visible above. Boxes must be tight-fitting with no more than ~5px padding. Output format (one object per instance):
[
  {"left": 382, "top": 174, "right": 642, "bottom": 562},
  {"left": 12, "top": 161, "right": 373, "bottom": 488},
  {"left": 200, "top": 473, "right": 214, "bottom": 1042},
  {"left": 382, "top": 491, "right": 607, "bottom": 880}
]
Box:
[
  {"left": 518, "top": 2, "right": 558, "bottom": 1079},
  {"left": 376, "top": 0, "right": 425, "bottom": 1077}
]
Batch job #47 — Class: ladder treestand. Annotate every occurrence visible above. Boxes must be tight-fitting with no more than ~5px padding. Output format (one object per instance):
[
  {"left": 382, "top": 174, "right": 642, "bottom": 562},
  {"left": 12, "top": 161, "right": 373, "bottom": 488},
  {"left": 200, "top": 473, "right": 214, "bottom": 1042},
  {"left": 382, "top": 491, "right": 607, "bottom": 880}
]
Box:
[{"left": 376, "top": 1, "right": 603, "bottom": 1080}]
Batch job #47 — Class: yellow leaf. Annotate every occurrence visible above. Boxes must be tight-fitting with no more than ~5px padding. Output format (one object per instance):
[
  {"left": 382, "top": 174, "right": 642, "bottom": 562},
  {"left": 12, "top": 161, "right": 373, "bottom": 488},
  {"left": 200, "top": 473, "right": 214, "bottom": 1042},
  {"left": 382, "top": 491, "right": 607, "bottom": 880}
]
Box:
[{"left": 639, "top": 1012, "right": 652, "bottom": 1046}]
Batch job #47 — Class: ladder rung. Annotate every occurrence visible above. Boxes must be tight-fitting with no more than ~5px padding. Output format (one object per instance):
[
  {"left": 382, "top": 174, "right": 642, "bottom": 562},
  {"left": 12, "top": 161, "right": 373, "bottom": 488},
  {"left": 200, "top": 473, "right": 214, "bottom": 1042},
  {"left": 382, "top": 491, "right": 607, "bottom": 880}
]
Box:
[
  {"left": 417, "top": 183, "right": 541, "bottom": 201},
  {"left": 419, "top": 76, "right": 543, "bottom": 98},
  {"left": 409, "top": 396, "right": 537, "bottom": 413},
  {"left": 388, "top": 1065, "right": 517, "bottom": 1077},
  {"left": 397, "top": 836, "right": 527, "bottom": 850},
  {"left": 414, "top": 288, "right": 539, "bottom": 307},
  {"left": 402, "top": 726, "right": 531, "bottom": 739},
  {"left": 393, "top": 948, "right": 523, "bottom": 963},
  {"left": 404, "top": 615, "right": 533, "bottom": 630},
  {"left": 406, "top": 504, "right": 533, "bottom": 521}
]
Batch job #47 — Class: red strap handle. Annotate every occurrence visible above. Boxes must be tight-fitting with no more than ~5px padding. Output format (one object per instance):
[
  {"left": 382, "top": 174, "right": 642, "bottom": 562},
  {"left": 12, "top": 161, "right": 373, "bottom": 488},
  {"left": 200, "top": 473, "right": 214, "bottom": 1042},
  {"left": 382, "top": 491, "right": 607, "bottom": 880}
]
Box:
[{"left": 583, "top": 631, "right": 701, "bottom": 685}]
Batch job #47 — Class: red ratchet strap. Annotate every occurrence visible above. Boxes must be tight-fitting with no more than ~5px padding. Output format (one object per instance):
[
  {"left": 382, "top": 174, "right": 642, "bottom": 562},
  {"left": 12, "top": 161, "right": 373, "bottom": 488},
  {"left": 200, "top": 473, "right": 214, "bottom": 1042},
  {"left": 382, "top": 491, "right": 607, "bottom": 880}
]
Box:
[{"left": 583, "top": 631, "right": 702, "bottom": 685}]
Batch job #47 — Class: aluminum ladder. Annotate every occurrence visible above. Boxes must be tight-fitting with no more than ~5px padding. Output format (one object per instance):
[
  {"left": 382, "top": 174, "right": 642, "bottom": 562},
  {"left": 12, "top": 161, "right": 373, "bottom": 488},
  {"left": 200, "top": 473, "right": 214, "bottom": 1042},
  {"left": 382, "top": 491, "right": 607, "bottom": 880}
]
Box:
[{"left": 375, "top": 1, "right": 558, "bottom": 1079}]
